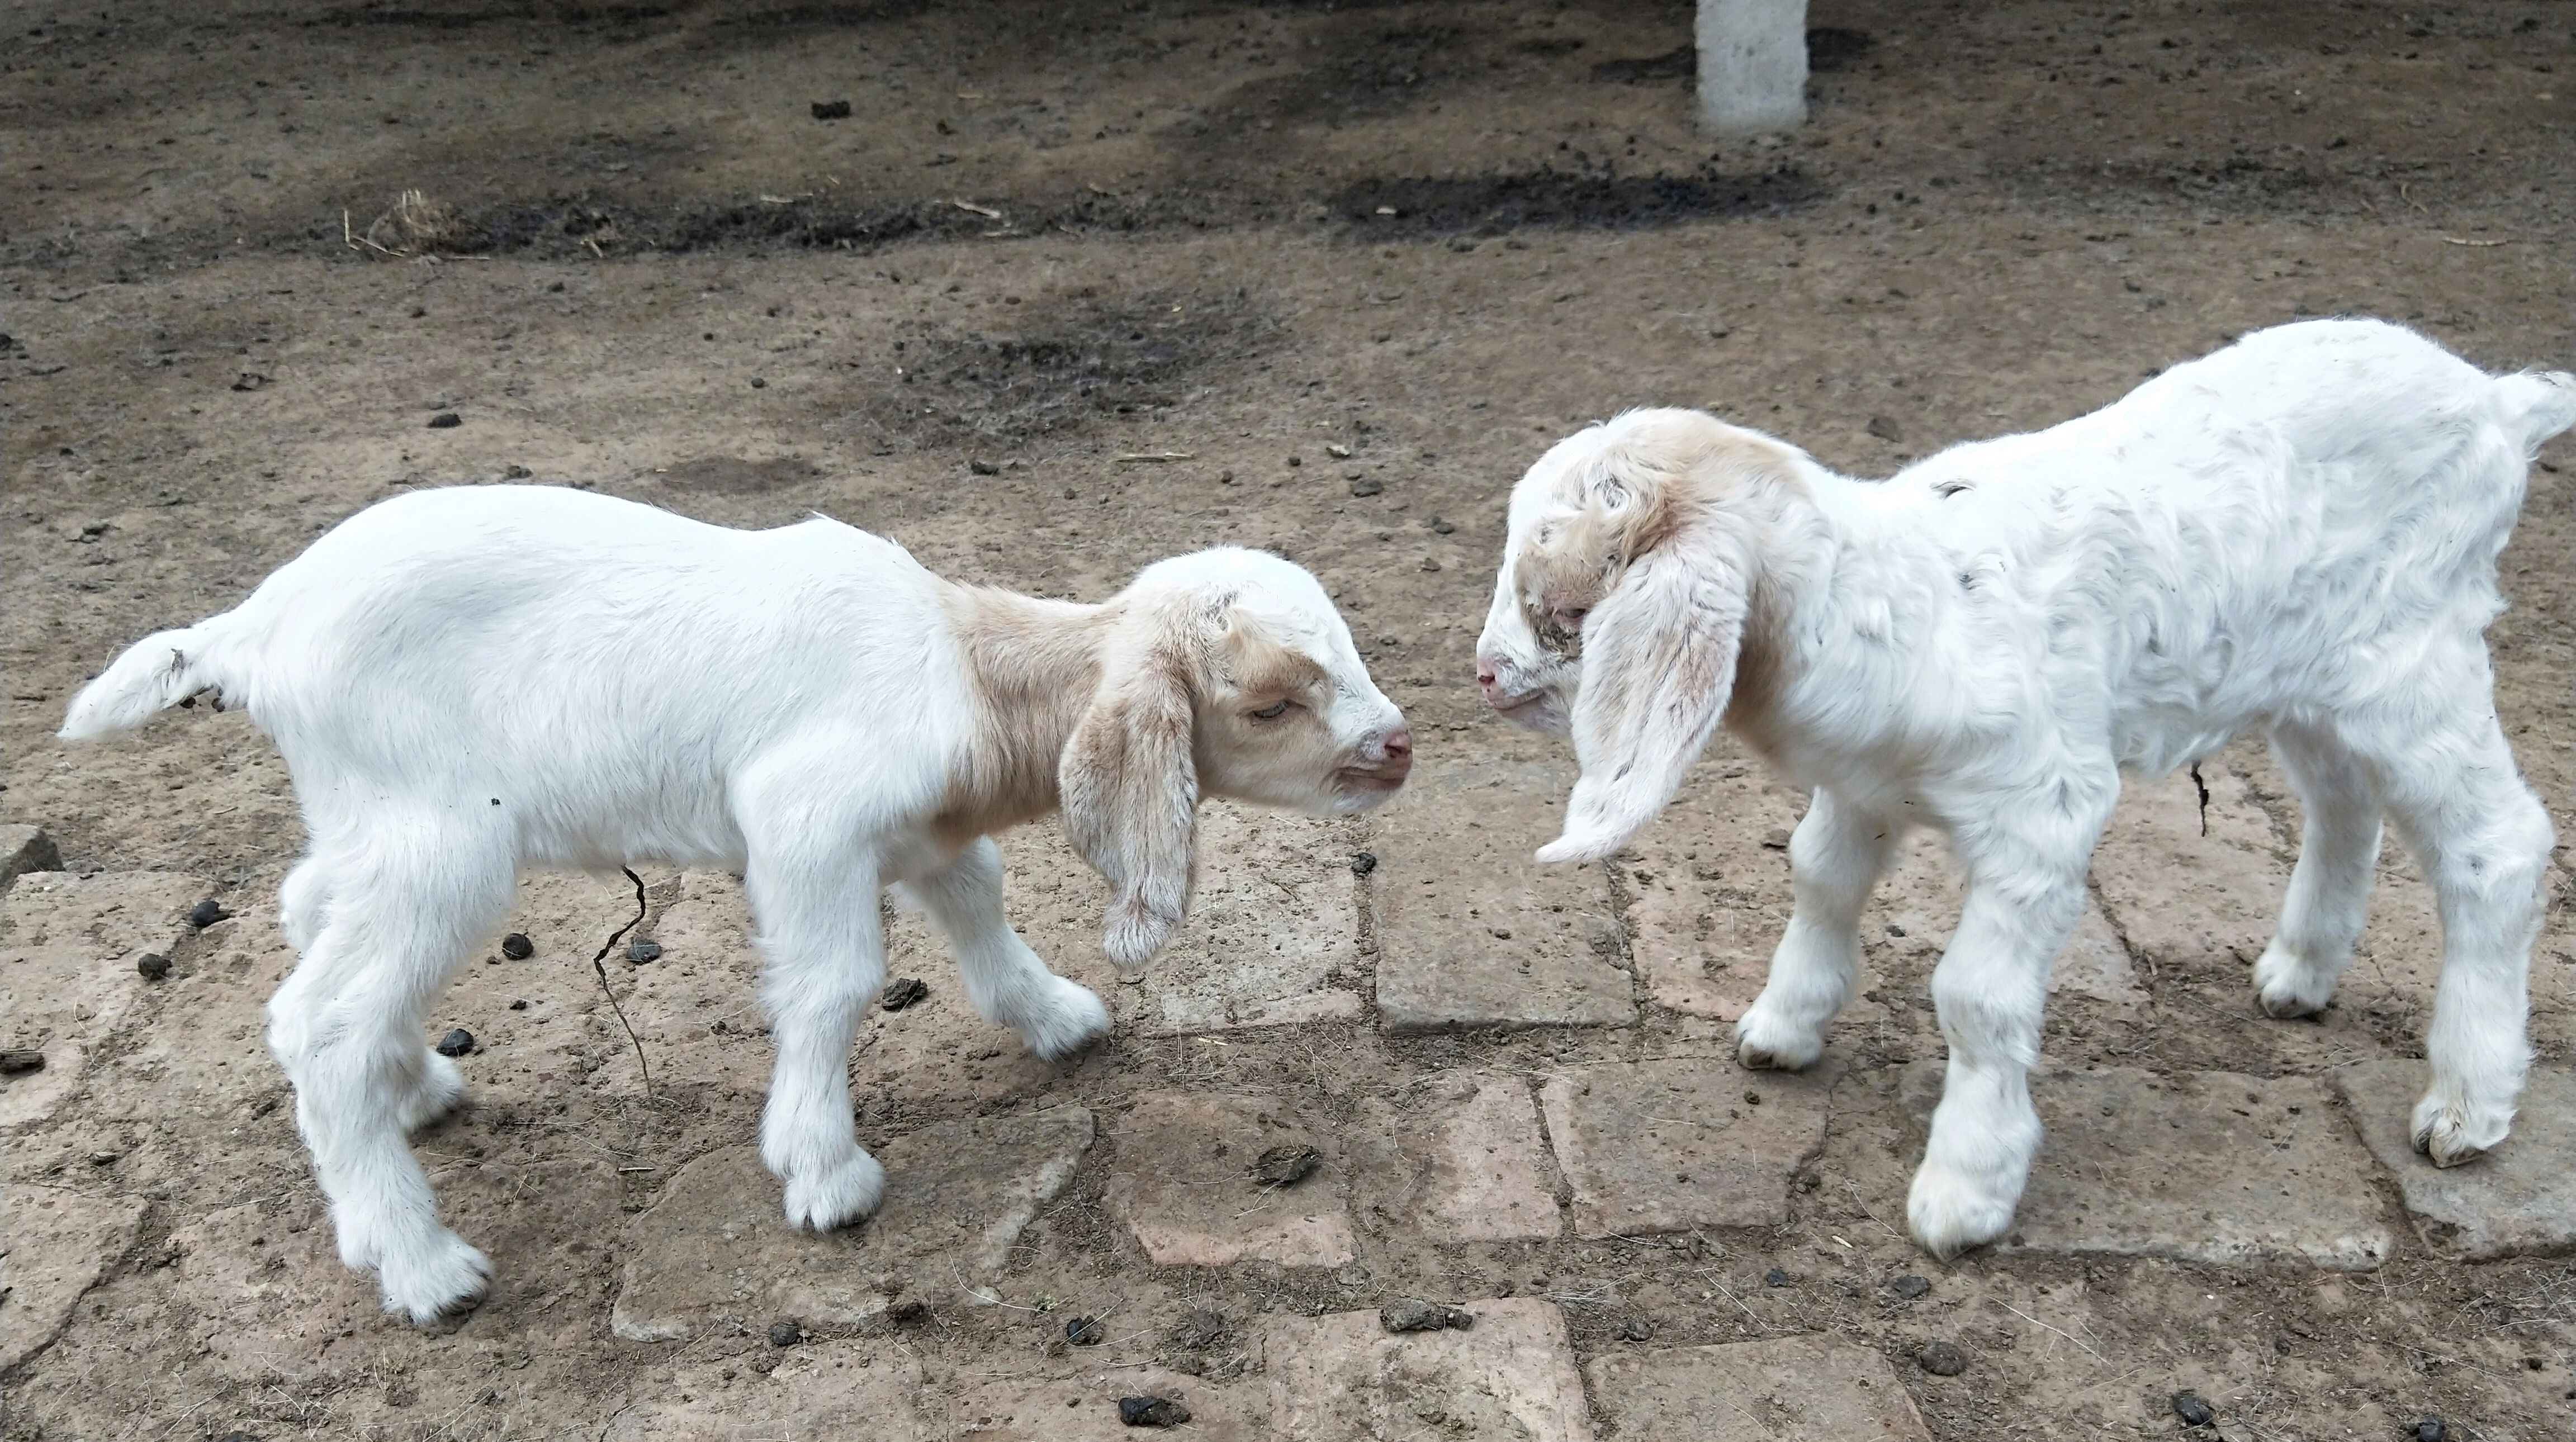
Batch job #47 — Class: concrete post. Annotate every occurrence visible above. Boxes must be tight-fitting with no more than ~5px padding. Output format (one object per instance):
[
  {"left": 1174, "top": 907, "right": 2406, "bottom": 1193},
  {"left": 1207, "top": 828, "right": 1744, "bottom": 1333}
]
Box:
[{"left": 1696, "top": 0, "right": 1808, "bottom": 134}]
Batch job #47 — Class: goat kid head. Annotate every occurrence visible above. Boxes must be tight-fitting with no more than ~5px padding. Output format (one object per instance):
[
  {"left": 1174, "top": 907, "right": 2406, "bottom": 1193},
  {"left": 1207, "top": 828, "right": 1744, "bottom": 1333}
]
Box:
[
  {"left": 1062, "top": 547, "right": 1410, "bottom": 973},
  {"left": 1475, "top": 408, "right": 1805, "bottom": 865}
]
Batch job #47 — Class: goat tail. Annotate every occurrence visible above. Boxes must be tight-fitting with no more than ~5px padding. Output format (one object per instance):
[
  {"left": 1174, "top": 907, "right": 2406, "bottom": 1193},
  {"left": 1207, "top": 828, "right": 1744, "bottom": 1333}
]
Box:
[
  {"left": 58, "top": 619, "right": 239, "bottom": 741},
  {"left": 2498, "top": 369, "right": 2576, "bottom": 454}
]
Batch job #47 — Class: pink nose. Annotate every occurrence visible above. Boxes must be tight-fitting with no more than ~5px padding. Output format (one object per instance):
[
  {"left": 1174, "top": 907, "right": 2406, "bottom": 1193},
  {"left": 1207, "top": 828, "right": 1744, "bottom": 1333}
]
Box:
[
  {"left": 1380, "top": 726, "right": 1413, "bottom": 761},
  {"left": 1475, "top": 663, "right": 1499, "bottom": 694}
]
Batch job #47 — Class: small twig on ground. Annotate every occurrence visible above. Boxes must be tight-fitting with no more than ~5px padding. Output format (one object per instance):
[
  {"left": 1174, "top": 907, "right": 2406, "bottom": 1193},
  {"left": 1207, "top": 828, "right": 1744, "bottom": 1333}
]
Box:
[
  {"left": 953, "top": 198, "right": 1002, "bottom": 219},
  {"left": 1999, "top": 1300, "right": 2111, "bottom": 1364},
  {"left": 1114, "top": 452, "right": 1196, "bottom": 463},
  {"left": 1693, "top": 1267, "right": 1760, "bottom": 1322},
  {"left": 2189, "top": 763, "right": 2211, "bottom": 837},
  {"left": 589, "top": 867, "right": 655, "bottom": 1097},
  {"left": 2440, "top": 236, "right": 2511, "bottom": 247}
]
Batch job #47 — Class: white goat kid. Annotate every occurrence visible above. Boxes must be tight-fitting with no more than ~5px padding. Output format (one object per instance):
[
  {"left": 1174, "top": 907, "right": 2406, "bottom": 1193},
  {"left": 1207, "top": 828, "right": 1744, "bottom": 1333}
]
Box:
[
  {"left": 1473, "top": 320, "right": 2572, "bottom": 1259},
  {"left": 62, "top": 485, "right": 1413, "bottom": 1324}
]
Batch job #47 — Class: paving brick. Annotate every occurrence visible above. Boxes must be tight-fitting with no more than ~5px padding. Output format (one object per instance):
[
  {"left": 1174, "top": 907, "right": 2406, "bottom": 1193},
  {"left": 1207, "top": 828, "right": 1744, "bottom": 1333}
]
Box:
[
  {"left": 1901, "top": 1064, "right": 2391, "bottom": 1269},
  {"left": 1, "top": 824, "right": 61, "bottom": 889},
  {"left": 1, "top": 870, "right": 207, "bottom": 1129},
  {"left": 1353, "top": 1070, "right": 1561, "bottom": 1242},
  {"left": 2334, "top": 1061, "right": 2576, "bottom": 1259},
  {"left": 613, "top": 1107, "right": 1093, "bottom": 1341},
  {"left": 0, "top": 1187, "right": 148, "bottom": 1370},
  {"left": 1263, "top": 1297, "right": 1593, "bottom": 1442},
  {"left": 948, "top": 1365, "right": 1267, "bottom": 1440},
  {"left": 84, "top": 892, "right": 292, "bottom": 1122},
  {"left": 1103, "top": 1092, "right": 1356, "bottom": 1268},
  {"left": 1586, "top": 1334, "right": 1933, "bottom": 1442},
  {"left": 1539, "top": 1057, "right": 1836, "bottom": 1237},
  {"left": 1616, "top": 760, "right": 1803, "bottom": 1021},
  {"left": 2089, "top": 763, "right": 2285, "bottom": 974},
  {"left": 1120, "top": 800, "right": 1365, "bottom": 1035},
  {"left": 607, "top": 1348, "right": 930, "bottom": 1441},
  {"left": 172, "top": 1158, "right": 624, "bottom": 1365},
  {"left": 1371, "top": 748, "right": 1635, "bottom": 1032}
]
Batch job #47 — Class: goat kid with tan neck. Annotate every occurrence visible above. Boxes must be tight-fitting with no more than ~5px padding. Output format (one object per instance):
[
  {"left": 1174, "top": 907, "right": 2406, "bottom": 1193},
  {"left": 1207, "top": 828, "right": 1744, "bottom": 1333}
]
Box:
[
  {"left": 61, "top": 485, "right": 1413, "bottom": 1325},
  {"left": 1474, "top": 319, "right": 2572, "bottom": 1260}
]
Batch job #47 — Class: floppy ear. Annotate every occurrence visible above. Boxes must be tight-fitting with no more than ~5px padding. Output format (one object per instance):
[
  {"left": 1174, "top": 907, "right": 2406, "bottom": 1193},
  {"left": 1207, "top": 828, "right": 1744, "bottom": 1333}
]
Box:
[
  {"left": 1060, "top": 603, "right": 1202, "bottom": 972},
  {"left": 1537, "top": 519, "right": 1748, "bottom": 864}
]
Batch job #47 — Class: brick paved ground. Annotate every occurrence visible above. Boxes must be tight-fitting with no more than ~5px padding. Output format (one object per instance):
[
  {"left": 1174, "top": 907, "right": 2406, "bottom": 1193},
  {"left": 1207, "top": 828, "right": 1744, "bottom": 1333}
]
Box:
[{"left": 7, "top": 1, "right": 2573, "bottom": 1436}]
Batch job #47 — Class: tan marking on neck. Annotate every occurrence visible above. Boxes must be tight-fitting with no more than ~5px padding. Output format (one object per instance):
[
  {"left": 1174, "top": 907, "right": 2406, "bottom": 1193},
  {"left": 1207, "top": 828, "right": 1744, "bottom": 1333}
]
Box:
[{"left": 935, "top": 584, "right": 1116, "bottom": 849}]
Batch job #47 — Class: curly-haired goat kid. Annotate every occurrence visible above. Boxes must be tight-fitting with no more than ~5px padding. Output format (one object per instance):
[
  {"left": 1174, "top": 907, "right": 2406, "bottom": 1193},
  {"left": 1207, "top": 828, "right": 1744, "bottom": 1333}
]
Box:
[{"left": 1474, "top": 319, "right": 2572, "bottom": 1259}]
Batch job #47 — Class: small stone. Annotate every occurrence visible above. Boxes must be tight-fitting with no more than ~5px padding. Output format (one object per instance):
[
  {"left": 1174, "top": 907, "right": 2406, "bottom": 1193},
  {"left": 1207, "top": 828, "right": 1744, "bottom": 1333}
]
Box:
[
  {"left": 2413, "top": 1420, "right": 2446, "bottom": 1442},
  {"left": 1349, "top": 476, "right": 1383, "bottom": 497},
  {"left": 1326, "top": 443, "right": 1352, "bottom": 458},
  {"left": 230, "top": 372, "right": 269, "bottom": 392},
  {"left": 1350, "top": 851, "right": 1377, "bottom": 875},
  {"left": 1169, "top": 1308, "right": 1227, "bottom": 1349},
  {"left": 1888, "top": 1274, "right": 1930, "bottom": 1299},
  {"left": 879, "top": 976, "right": 929, "bottom": 1012},
  {"left": 811, "top": 99, "right": 851, "bottom": 120},
  {"left": 1418, "top": 557, "right": 1441, "bottom": 572},
  {"left": 2171, "top": 1390, "right": 2215, "bottom": 1427},
  {"left": 1764, "top": 1268, "right": 1789, "bottom": 1287},
  {"left": 1915, "top": 1339, "right": 1966, "bottom": 1376},
  {"left": 749, "top": 378, "right": 766, "bottom": 389},
  {"left": 968, "top": 458, "right": 1000, "bottom": 476},
  {"left": 1614, "top": 1316, "right": 1653, "bottom": 1341},
  {"left": 1065, "top": 1314, "right": 1105, "bottom": 1345},
  {"left": 435, "top": 1028, "right": 477, "bottom": 1057},
  {"left": 1117, "top": 1396, "right": 1191, "bottom": 1427},
  {"left": 88, "top": 1149, "right": 120, "bottom": 1165},
  {"left": 1867, "top": 415, "right": 1903, "bottom": 442},
  {"left": 505, "top": 464, "right": 533, "bottom": 478},
  {"left": 0, "top": 1050, "right": 44, "bottom": 1075},
  {"left": 888, "top": 1299, "right": 931, "bottom": 1326},
  {"left": 626, "top": 939, "right": 662, "bottom": 964},
  {"left": 188, "top": 899, "right": 230, "bottom": 928},
  {"left": 1287, "top": 455, "right": 1302, "bottom": 467},
  {"left": 428, "top": 412, "right": 462, "bottom": 429},
  {"left": 768, "top": 1320, "right": 804, "bottom": 1347},
  {"left": 1252, "top": 1144, "right": 1322, "bottom": 1187},
  {"left": 501, "top": 932, "right": 535, "bottom": 960},
  {"left": 136, "top": 952, "right": 172, "bottom": 980},
  {"left": 1379, "top": 1298, "right": 1473, "bottom": 1333},
  {"left": 508, "top": 999, "right": 528, "bottom": 1011},
  {"left": 1432, "top": 519, "right": 1456, "bottom": 534}
]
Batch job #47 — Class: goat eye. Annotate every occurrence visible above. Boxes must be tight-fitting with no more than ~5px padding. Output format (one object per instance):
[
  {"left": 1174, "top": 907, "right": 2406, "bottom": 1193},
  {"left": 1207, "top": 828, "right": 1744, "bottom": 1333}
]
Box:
[
  {"left": 1249, "top": 700, "right": 1292, "bottom": 720},
  {"left": 1552, "top": 606, "right": 1590, "bottom": 630}
]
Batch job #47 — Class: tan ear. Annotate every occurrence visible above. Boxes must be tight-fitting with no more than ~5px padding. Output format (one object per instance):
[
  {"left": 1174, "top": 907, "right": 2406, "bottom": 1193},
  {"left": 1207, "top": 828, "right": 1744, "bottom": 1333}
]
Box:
[
  {"left": 1538, "top": 516, "right": 1748, "bottom": 865},
  {"left": 1060, "top": 605, "right": 1201, "bottom": 971}
]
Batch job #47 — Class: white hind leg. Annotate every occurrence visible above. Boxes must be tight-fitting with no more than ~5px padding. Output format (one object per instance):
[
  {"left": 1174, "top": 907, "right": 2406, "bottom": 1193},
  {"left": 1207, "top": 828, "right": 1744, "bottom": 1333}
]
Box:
[
  {"left": 271, "top": 848, "right": 469, "bottom": 1136},
  {"left": 2353, "top": 695, "right": 2551, "bottom": 1167},
  {"left": 2252, "top": 720, "right": 2384, "bottom": 1018},
  {"left": 287, "top": 816, "right": 515, "bottom": 1324}
]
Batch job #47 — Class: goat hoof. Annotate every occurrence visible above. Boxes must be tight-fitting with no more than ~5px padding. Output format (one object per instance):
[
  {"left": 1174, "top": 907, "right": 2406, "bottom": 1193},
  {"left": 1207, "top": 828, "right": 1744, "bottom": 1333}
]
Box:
[
  {"left": 2250, "top": 948, "right": 2333, "bottom": 1019},
  {"left": 1017, "top": 977, "right": 1113, "bottom": 1062},
  {"left": 376, "top": 1228, "right": 493, "bottom": 1327},
  {"left": 782, "top": 1151, "right": 887, "bottom": 1231},
  {"left": 2411, "top": 1097, "right": 2506, "bottom": 1169},
  {"left": 1905, "top": 1167, "right": 2015, "bottom": 1260},
  {"left": 1733, "top": 1012, "right": 1824, "bottom": 1072}
]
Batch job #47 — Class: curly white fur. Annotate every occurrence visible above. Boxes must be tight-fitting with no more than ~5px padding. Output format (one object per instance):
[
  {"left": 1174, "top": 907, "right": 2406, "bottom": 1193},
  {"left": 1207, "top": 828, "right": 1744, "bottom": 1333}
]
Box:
[
  {"left": 64, "top": 485, "right": 1409, "bottom": 1324},
  {"left": 1476, "top": 319, "right": 2570, "bottom": 1259}
]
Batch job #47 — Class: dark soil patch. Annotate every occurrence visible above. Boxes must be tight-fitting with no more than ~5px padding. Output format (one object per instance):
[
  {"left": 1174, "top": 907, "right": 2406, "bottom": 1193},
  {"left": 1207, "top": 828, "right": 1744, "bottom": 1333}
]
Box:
[
  {"left": 845, "top": 287, "right": 1281, "bottom": 447},
  {"left": 1335, "top": 167, "right": 1817, "bottom": 238},
  {"left": 652, "top": 457, "right": 823, "bottom": 496}
]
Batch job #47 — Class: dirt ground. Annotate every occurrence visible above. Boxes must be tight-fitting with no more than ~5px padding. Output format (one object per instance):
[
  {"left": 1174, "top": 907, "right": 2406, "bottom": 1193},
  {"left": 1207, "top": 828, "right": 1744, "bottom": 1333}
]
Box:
[{"left": 5, "top": 0, "right": 2574, "bottom": 1438}]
